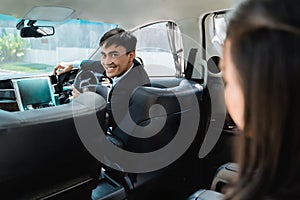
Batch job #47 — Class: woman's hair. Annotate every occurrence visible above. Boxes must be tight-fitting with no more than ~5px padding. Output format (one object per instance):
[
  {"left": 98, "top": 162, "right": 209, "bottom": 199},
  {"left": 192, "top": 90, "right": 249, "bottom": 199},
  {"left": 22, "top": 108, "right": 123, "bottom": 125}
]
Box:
[{"left": 224, "top": 0, "right": 300, "bottom": 199}]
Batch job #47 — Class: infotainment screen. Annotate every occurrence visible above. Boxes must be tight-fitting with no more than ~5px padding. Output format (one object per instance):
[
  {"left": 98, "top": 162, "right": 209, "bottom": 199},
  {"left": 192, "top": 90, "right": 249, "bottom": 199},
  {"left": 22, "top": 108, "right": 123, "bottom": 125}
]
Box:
[{"left": 12, "top": 77, "right": 56, "bottom": 111}]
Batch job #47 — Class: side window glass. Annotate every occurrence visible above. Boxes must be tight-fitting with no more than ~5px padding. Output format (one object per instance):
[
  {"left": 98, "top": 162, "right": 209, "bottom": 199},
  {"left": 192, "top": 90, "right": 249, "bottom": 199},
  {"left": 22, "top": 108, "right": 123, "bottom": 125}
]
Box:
[
  {"left": 207, "top": 12, "right": 229, "bottom": 57},
  {"left": 201, "top": 11, "right": 229, "bottom": 78},
  {"left": 132, "top": 22, "right": 184, "bottom": 77},
  {"left": 200, "top": 10, "right": 237, "bottom": 134}
]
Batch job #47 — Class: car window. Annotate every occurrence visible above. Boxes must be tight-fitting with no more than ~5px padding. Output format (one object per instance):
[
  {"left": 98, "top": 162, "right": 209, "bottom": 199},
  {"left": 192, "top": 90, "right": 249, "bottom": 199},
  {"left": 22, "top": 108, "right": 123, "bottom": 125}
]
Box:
[
  {"left": 132, "top": 22, "right": 183, "bottom": 77},
  {"left": 0, "top": 14, "right": 116, "bottom": 76},
  {"left": 201, "top": 11, "right": 229, "bottom": 62}
]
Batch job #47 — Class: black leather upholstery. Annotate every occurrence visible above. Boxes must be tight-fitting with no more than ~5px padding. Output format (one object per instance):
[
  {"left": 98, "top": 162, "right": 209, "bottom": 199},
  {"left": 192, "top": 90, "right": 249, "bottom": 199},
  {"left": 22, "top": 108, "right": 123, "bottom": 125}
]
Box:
[
  {"left": 0, "top": 92, "right": 106, "bottom": 199},
  {"left": 112, "top": 79, "right": 203, "bottom": 153}
]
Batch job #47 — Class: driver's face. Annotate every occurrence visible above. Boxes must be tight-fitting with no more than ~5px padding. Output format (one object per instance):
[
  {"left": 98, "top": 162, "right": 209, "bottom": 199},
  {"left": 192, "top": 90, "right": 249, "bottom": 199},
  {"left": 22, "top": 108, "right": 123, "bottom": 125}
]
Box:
[{"left": 100, "top": 43, "right": 135, "bottom": 78}]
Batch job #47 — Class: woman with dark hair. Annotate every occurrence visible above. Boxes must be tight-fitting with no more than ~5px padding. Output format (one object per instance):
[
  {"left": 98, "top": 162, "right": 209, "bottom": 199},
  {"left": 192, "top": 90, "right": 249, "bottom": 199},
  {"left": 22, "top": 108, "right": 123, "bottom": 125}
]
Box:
[{"left": 221, "top": 0, "right": 300, "bottom": 199}]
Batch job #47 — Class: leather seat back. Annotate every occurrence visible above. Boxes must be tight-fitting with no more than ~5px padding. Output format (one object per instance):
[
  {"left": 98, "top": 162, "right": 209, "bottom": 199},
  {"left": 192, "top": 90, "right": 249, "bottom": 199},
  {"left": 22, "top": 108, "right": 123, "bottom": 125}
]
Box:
[
  {"left": 113, "top": 79, "right": 203, "bottom": 153},
  {"left": 105, "top": 80, "right": 211, "bottom": 198}
]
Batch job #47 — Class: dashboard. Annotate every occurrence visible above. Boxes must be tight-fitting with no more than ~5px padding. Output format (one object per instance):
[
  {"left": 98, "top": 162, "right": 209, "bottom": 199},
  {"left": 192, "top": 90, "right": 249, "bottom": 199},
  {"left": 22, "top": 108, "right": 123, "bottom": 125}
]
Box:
[
  {"left": 0, "top": 69, "right": 78, "bottom": 112},
  {"left": 0, "top": 79, "right": 18, "bottom": 111}
]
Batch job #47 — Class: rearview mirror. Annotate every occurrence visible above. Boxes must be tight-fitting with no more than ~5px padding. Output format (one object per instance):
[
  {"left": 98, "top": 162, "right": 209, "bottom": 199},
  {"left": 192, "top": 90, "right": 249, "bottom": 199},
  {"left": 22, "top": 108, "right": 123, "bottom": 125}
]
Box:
[{"left": 20, "top": 26, "right": 55, "bottom": 38}]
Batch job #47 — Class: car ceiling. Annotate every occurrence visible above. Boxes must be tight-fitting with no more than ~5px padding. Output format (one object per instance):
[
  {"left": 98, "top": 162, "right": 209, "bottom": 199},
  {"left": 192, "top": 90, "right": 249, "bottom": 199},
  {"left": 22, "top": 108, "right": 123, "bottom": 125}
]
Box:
[{"left": 0, "top": 0, "right": 235, "bottom": 29}]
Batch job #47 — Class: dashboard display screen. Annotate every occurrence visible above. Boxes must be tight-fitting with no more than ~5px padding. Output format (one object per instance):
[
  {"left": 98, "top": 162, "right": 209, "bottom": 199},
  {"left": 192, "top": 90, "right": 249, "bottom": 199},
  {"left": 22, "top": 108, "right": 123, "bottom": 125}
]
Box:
[{"left": 12, "top": 77, "right": 56, "bottom": 111}]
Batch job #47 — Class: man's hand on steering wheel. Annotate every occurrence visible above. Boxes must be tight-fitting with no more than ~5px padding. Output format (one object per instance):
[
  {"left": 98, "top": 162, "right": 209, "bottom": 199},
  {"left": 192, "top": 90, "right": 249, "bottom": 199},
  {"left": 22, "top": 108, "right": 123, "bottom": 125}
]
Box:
[
  {"left": 53, "top": 62, "right": 74, "bottom": 76},
  {"left": 73, "top": 70, "right": 112, "bottom": 99},
  {"left": 71, "top": 85, "right": 81, "bottom": 99}
]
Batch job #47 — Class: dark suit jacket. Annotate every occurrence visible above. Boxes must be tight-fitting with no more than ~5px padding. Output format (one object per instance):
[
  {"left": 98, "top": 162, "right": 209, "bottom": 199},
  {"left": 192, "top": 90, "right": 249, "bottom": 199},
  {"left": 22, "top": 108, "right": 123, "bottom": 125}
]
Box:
[{"left": 80, "top": 59, "right": 150, "bottom": 130}]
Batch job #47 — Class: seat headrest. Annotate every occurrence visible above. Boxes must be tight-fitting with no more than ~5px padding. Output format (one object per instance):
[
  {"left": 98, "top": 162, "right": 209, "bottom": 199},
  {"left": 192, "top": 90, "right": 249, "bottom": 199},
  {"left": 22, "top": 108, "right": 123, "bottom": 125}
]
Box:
[{"left": 129, "top": 80, "right": 202, "bottom": 123}]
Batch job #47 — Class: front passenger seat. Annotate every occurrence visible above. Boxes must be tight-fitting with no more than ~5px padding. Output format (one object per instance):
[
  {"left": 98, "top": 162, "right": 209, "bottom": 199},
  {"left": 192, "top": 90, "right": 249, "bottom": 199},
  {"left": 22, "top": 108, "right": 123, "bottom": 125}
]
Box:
[{"left": 102, "top": 79, "right": 205, "bottom": 197}]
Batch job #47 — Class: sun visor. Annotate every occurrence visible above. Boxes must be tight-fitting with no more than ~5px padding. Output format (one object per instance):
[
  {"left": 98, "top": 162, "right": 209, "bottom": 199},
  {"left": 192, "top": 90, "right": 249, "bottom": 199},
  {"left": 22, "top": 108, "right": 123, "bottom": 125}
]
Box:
[{"left": 24, "top": 6, "right": 74, "bottom": 21}]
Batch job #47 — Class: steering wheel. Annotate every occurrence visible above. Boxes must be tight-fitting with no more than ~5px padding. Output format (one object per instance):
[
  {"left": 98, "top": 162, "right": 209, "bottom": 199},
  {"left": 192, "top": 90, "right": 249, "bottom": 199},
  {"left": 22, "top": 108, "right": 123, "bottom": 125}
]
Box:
[
  {"left": 73, "top": 70, "right": 113, "bottom": 93},
  {"left": 73, "top": 70, "right": 99, "bottom": 93}
]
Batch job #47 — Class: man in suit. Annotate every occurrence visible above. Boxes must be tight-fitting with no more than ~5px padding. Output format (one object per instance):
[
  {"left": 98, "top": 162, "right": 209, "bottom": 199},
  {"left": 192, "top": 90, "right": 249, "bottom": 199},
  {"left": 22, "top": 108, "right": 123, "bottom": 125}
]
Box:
[{"left": 53, "top": 28, "right": 150, "bottom": 131}]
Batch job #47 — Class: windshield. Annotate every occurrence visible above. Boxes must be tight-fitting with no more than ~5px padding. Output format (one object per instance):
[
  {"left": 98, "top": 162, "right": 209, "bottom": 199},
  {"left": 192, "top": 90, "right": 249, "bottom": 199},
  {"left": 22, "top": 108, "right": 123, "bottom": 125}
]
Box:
[{"left": 0, "top": 14, "right": 116, "bottom": 76}]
